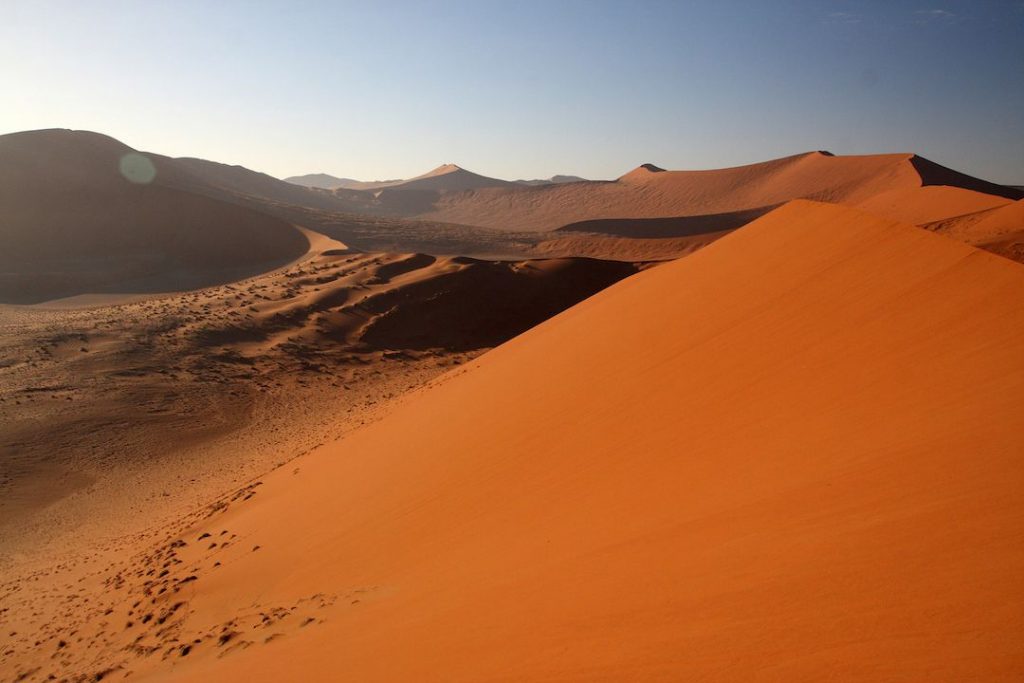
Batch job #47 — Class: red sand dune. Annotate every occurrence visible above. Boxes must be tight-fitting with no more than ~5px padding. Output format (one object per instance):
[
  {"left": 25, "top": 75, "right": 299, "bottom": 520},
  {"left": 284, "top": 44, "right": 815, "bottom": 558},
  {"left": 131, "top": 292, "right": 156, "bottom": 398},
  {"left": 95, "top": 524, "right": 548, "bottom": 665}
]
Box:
[
  {"left": 855, "top": 186, "right": 1011, "bottom": 225},
  {"left": 78, "top": 200, "right": 1019, "bottom": 681},
  {"left": 926, "top": 199, "right": 1024, "bottom": 263},
  {"left": 417, "top": 151, "right": 1022, "bottom": 233}
]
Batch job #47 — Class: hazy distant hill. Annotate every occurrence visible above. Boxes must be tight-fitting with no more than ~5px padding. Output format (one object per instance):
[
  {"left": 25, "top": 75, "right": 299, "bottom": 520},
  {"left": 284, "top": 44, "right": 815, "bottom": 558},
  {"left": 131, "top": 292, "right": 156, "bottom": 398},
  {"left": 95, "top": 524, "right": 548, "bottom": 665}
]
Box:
[
  {"left": 514, "top": 175, "right": 588, "bottom": 186},
  {"left": 0, "top": 129, "right": 309, "bottom": 303},
  {"left": 283, "top": 172, "right": 360, "bottom": 190}
]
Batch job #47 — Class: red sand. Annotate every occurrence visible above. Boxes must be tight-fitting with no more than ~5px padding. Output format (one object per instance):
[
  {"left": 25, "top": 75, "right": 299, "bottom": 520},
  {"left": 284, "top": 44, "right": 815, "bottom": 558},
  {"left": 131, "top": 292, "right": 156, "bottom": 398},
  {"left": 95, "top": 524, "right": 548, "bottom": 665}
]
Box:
[{"left": 111, "top": 200, "right": 1022, "bottom": 681}]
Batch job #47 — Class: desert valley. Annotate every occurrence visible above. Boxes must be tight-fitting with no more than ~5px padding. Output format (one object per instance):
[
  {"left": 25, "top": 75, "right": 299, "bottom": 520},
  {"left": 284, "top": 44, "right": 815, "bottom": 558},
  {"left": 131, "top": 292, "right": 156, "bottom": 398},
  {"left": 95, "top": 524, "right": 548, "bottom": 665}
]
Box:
[
  {"left": 1, "top": 126, "right": 1022, "bottom": 682},
  {"left": 1, "top": 3, "right": 1023, "bottom": 681}
]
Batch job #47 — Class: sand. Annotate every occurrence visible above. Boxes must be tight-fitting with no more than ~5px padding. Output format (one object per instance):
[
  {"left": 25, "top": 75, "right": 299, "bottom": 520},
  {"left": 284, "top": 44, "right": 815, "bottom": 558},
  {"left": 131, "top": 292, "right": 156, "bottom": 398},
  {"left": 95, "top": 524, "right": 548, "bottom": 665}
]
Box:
[
  {"left": 0, "top": 130, "right": 310, "bottom": 304},
  {"left": 0, "top": 234, "right": 638, "bottom": 566},
  {"left": 855, "top": 185, "right": 1012, "bottom": 225},
  {"left": 411, "top": 152, "right": 1023, "bottom": 256},
  {"left": 4, "top": 200, "right": 1021, "bottom": 681}
]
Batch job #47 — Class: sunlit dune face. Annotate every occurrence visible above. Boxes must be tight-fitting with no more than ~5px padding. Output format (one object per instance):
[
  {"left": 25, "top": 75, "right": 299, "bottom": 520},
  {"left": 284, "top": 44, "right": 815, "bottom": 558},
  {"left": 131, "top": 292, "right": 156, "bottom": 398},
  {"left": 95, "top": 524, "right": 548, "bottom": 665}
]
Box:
[{"left": 119, "top": 151, "right": 157, "bottom": 184}]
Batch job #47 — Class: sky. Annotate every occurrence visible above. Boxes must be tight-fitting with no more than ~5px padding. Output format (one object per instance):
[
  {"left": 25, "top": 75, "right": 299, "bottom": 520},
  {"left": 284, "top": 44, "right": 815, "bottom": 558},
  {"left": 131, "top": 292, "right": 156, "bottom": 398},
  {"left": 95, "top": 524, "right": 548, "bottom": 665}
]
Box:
[{"left": 2, "top": 1, "right": 1022, "bottom": 183}]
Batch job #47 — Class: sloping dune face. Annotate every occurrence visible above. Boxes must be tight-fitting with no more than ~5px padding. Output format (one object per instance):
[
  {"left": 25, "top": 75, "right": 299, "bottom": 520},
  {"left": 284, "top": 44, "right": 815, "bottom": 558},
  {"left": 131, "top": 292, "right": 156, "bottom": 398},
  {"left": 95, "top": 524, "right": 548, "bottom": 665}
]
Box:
[
  {"left": 855, "top": 185, "right": 1011, "bottom": 225},
  {"left": 417, "top": 151, "right": 1022, "bottom": 233},
  {"left": 927, "top": 199, "right": 1024, "bottom": 263},
  {"left": 0, "top": 129, "right": 308, "bottom": 303},
  {"left": 30, "top": 201, "right": 1020, "bottom": 682}
]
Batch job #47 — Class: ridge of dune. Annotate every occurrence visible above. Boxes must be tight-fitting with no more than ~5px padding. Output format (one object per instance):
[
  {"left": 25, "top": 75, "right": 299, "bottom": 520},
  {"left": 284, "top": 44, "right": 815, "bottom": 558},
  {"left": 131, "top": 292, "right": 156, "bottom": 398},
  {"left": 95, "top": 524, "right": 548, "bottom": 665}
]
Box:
[
  {"left": 618, "top": 162, "right": 667, "bottom": 181},
  {"left": 909, "top": 155, "right": 1023, "bottom": 200},
  {"left": 925, "top": 199, "right": 1024, "bottom": 263},
  {"left": 11, "top": 200, "right": 1022, "bottom": 682},
  {"left": 855, "top": 185, "right": 1012, "bottom": 225},
  {"left": 417, "top": 163, "right": 464, "bottom": 177},
  {"left": 971, "top": 198, "right": 1024, "bottom": 236}
]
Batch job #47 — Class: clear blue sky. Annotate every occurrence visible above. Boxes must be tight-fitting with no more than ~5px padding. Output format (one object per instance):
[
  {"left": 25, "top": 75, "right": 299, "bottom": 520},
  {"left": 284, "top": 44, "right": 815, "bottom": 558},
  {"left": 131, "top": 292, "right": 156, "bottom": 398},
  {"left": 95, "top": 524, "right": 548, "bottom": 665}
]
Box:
[{"left": 2, "top": 0, "right": 1022, "bottom": 183}]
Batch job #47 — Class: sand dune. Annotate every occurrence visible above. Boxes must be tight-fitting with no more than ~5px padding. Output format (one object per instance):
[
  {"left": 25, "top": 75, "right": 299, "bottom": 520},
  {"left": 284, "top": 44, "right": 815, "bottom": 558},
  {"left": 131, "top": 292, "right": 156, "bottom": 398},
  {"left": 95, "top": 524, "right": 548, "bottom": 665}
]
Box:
[
  {"left": 0, "top": 239, "right": 638, "bottom": 565},
  {"left": 6, "top": 200, "right": 1021, "bottom": 681},
  {"left": 168, "top": 157, "right": 358, "bottom": 213},
  {"left": 416, "top": 151, "right": 1022, "bottom": 235},
  {"left": 0, "top": 130, "right": 310, "bottom": 303},
  {"left": 855, "top": 186, "right": 1011, "bottom": 225},
  {"left": 294, "top": 164, "right": 513, "bottom": 194},
  {"left": 555, "top": 204, "right": 778, "bottom": 238},
  {"left": 16, "top": 129, "right": 1020, "bottom": 272},
  {"left": 925, "top": 199, "right": 1024, "bottom": 263}
]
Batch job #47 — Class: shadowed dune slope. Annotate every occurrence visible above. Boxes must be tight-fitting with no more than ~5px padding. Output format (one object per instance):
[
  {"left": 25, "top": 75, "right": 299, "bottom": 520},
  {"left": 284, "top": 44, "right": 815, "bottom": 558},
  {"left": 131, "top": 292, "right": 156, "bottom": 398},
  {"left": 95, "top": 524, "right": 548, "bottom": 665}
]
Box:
[
  {"left": 555, "top": 205, "right": 778, "bottom": 238},
  {"left": 168, "top": 156, "right": 358, "bottom": 212},
  {"left": 143, "top": 200, "right": 1022, "bottom": 681},
  {"left": 0, "top": 129, "right": 309, "bottom": 303},
  {"left": 417, "top": 151, "right": 1022, "bottom": 232}
]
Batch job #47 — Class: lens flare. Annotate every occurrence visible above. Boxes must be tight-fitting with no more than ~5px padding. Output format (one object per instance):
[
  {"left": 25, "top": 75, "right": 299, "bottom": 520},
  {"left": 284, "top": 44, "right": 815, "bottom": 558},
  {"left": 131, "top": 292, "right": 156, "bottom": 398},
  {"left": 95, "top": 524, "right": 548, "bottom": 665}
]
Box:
[{"left": 119, "top": 152, "right": 156, "bottom": 184}]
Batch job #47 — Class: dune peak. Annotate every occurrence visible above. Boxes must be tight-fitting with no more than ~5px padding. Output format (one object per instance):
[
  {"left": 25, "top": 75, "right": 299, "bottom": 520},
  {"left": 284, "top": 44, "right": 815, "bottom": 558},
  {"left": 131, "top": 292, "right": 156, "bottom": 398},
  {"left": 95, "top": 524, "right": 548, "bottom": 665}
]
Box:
[{"left": 423, "top": 163, "right": 464, "bottom": 177}]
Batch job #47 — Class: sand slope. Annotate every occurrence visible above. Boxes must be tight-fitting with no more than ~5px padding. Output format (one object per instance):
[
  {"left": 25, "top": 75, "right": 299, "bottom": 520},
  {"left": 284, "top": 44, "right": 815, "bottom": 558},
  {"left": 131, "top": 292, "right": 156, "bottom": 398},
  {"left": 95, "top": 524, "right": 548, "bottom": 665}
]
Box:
[
  {"left": 855, "top": 185, "right": 1011, "bottom": 225},
  {"left": 175, "top": 200, "right": 1023, "bottom": 681},
  {"left": 0, "top": 130, "right": 310, "bottom": 303},
  {"left": 10, "top": 200, "right": 1021, "bottom": 681},
  {"left": 924, "top": 199, "right": 1024, "bottom": 263},
  {"left": 168, "top": 157, "right": 357, "bottom": 213}
]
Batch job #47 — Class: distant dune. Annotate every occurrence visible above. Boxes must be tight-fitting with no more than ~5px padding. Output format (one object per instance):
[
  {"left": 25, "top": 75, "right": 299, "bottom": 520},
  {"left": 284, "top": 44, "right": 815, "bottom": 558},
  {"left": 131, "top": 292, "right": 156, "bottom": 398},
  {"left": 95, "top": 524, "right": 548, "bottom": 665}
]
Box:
[
  {"left": 286, "top": 165, "right": 513, "bottom": 194},
  {"left": 6, "top": 130, "right": 1023, "bottom": 307},
  {"left": 169, "top": 157, "right": 357, "bottom": 212},
  {"left": 11, "top": 200, "right": 1021, "bottom": 681},
  {"left": 283, "top": 172, "right": 361, "bottom": 190},
  {"left": 514, "top": 174, "right": 588, "bottom": 186},
  {"left": 377, "top": 164, "right": 514, "bottom": 192},
  {"left": 0, "top": 129, "right": 309, "bottom": 304},
  {"left": 415, "top": 151, "right": 1023, "bottom": 233},
  {"left": 925, "top": 198, "right": 1024, "bottom": 263}
]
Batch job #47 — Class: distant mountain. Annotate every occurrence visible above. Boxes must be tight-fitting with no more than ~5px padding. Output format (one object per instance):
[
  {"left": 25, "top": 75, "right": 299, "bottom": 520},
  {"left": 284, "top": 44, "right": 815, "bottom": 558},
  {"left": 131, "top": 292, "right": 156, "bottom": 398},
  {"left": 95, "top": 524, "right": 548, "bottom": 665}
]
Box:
[
  {"left": 286, "top": 165, "right": 515, "bottom": 194},
  {"left": 284, "top": 172, "right": 360, "bottom": 190},
  {"left": 515, "top": 175, "right": 588, "bottom": 186},
  {"left": 169, "top": 158, "right": 357, "bottom": 212}
]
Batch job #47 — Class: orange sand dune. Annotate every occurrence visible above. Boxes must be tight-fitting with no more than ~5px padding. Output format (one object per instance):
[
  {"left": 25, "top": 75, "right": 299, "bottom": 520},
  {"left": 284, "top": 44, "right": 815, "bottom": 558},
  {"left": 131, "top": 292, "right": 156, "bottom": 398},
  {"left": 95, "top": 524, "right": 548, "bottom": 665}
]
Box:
[
  {"left": 162, "top": 201, "right": 1024, "bottom": 681},
  {"left": 926, "top": 199, "right": 1024, "bottom": 263},
  {"left": 16, "top": 201, "right": 1020, "bottom": 681},
  {"left": 417, "top": 151, "right": 1022, "bottom": 233},
  {"left": 855, "top": 185, "right": 1011, "bottom": 225},
  {"left": 970, "top": 198, "right": 1024, "bottom": 238},
  {"left": 928, "top": 198, "right": 1024, "bottom": 243}
]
